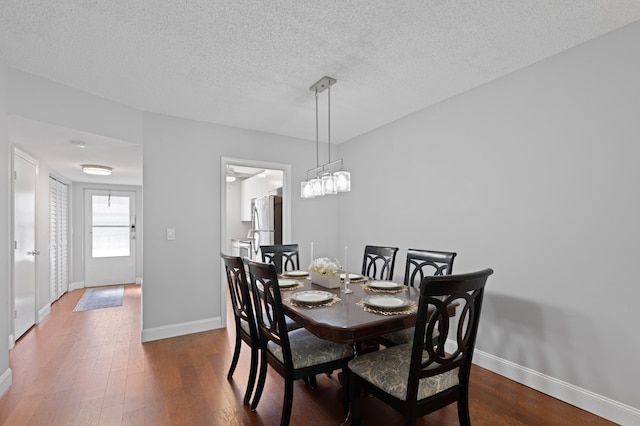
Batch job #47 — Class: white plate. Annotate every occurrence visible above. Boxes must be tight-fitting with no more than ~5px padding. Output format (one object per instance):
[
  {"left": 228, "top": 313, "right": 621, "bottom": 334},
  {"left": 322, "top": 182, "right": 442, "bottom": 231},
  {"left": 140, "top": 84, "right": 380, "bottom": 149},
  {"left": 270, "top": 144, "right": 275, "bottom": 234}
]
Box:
[
  {"left": 368, "top": 280, "right": 403, "bottom": 290},
  {"left": 284, "top": 270, "right": 309, "bottom": 277},
  {"left": 340, "top": 273, "right": 362, "bottom": 280},
  {"left": 363, "top": 295, "right": 411, "bottom": 310},
  {"left": 278, "top": 279, "right": 299, "bottom": 288},
  {"left": 291, "top": 290, "right": 333, "bottom": 304}
]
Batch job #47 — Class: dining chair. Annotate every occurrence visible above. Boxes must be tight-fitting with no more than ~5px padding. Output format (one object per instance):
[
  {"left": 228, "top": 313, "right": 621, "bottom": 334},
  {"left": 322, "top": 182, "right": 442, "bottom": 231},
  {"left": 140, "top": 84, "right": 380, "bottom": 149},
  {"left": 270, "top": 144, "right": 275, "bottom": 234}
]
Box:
[
  {"left": 348, "top": 268, "right": 494, "bottom": 426},
  {"left": 246, "top": 259, "right": 354, "bottom": 426},
  {"left": 221, "top": 253, "right": 302, "bottom": 404},
  {"left": 261, "top": 243, "right": 300, "bottom": 273},
  {"left": 361, "top": 245, "right": 399, "bottom": 280},
  {"left": 379, "top": 249, "right": 457, "bottom": 347},
  {"left": 220, "top": 252, "right": 260, "bottom": 404}
]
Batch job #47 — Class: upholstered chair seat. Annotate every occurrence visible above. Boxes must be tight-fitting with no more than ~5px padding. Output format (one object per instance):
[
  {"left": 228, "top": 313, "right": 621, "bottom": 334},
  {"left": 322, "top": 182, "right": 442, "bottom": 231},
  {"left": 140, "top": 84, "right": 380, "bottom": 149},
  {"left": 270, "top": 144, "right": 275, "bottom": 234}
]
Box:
[
  {"left": 348, "top": 344, "right": 458, "bottom": 401},
  {"left": 267, "top": 327, "right": 353, "bottom": 369}
]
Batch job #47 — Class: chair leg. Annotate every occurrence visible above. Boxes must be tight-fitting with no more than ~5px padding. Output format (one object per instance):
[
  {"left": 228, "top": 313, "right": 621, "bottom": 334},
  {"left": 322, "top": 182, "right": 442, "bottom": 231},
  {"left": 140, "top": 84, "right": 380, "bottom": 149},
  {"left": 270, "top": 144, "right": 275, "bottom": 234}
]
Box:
[
  {"left": 227, "top": 334, "right": 242, "bottom": 380},
  {"left": 458, "top": 387, "right": 471, "bottom": 426},
  {"left": 243, "top": 345, "right": 259, "bottom": 404},
  {"left": 342, "top": 368, "right": 350, "bottom": 415},
  {"left": 349, "top": 373, "right": 361, "bottom": 426},
  {"left": 250, "top": 351, "right": 268, "bottom": 411},
  {"left": 281, "top": 378, "right": 294, "bottom": 426}
]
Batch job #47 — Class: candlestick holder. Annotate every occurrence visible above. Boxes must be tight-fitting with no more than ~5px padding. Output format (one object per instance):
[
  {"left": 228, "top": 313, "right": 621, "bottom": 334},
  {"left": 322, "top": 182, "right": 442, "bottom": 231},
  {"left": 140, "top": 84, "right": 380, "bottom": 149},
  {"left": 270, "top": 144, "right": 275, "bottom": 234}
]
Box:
[{"left": 341, "top": 269, "right": 353, "bottom": 294}]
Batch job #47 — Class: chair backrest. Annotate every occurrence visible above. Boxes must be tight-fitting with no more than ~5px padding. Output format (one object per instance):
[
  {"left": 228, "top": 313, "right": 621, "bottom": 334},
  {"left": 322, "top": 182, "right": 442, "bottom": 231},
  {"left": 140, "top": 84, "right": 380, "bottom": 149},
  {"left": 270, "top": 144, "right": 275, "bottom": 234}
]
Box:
[
  {"left": 404, "top": 249, "right": 457, "bottom": 287},
  {"left": 221, "top": 252, "right": 258, "bottom": 340},
  {"left": 261, "top": 244, "right": 300, "bottom": 273},
  {"left": 362, "top": 245, "right": 399, "bottom": 280},
  {"left": 246, "top": 259, "right": 293, "bottom": 368},
  {"left": 406, "top": 268, "right": 493, "bottom": 403}
]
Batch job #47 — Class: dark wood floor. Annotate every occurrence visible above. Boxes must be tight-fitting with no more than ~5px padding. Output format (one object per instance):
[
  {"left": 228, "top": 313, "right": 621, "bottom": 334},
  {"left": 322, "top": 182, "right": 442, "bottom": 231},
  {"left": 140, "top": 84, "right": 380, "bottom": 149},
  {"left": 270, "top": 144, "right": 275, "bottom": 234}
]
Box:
[{"left": 0, "top": 284, "right": 614, "bottom": 425}]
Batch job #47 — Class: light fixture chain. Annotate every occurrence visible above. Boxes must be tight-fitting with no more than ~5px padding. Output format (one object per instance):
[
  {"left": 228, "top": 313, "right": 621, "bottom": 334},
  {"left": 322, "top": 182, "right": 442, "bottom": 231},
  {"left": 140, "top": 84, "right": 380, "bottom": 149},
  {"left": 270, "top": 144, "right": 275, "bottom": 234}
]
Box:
[
  {"left": 328, "top": 85, "right": 331, "bottom": 163},
  {"left": 315, "top": 89, "right": 319, "bottom": 168}
]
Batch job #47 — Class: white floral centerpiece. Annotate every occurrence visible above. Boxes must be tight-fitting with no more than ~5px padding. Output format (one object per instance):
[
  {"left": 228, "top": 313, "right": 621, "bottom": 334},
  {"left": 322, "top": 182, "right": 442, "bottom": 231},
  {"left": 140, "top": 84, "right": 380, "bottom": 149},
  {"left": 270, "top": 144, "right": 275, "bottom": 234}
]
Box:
[{"left": 309, "top": 257, "right": 342, "bottom": 289}]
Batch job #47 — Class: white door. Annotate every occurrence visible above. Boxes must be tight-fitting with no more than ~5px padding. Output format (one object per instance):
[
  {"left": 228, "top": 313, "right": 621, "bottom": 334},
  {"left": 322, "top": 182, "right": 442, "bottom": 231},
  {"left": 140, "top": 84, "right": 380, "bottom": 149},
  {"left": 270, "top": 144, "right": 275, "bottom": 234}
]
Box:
[
  {"left": 14, "top": 151, "right": 38, "bottom": 339},
  {"left": 84, "top": 189, "right": 136, "bottom": 287}
]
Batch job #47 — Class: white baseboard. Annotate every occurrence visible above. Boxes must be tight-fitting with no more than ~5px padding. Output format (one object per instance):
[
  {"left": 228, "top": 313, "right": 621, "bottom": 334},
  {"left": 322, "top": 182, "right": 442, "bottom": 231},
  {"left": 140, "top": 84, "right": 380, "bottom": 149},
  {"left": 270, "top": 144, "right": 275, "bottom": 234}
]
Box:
[
  {"left": 0, "top": 367, "right": 12, "bottom": 399},
  {"left": 70, "top": 281, "right": 84, "bottom": 291},
  {"left": 471, "top": 348, "right": 640, "bottom": 425},
  {"left": 136, "top": 277, "right": 143, "bottom": 284},
  {"left": 141, "top": 316, "right": 223, "bottom": 343},
  {"left": 38, "top": 303, "right": 51, "bottom": 322},
  {"left": 8, "top": 334, "right": 15, "bottom": 351}
]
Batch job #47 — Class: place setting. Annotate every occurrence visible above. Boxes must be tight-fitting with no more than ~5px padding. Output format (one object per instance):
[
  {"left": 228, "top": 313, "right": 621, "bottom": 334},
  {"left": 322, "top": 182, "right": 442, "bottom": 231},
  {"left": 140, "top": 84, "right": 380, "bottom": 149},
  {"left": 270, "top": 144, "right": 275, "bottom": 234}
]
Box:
[
  {"left": 340, "top": 272, "right": 367, "bottom": 283},
  {"left": 285, "top": 290, "right": 341, "bottom": 308},
  {"left": 277, "top": 278, "right": 304, "bottom": 291},
  {"left": 362, "top": 279, "right": 408, "bottom": 294},
  {"left": 281, "top": 270, "right": 309, "bottom": 279},
  {"left": 357, "top": 294, "right": 416, "bottom": 316}
]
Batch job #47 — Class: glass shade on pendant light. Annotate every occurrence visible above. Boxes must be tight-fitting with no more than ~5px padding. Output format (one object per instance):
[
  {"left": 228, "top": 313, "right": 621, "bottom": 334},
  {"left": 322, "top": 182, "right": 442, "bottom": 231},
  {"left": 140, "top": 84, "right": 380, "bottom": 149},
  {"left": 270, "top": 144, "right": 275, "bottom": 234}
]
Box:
[
  {"left": 334, "top": 170, "right": 351, "bottom": 192},
  {"left": 310, "top": 177, "right": 324, "bottom": 197},
  {"left": 301, "top": 180, "right": 314, "bottom": 198},
  {"left": 322, "top": 174, "right": 338, "bottom": 195}
]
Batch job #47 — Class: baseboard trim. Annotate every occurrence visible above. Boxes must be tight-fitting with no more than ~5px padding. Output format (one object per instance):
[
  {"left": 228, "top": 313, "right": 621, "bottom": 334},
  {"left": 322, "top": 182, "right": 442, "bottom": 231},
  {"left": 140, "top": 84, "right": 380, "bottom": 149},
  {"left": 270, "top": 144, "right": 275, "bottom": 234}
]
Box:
[
  {"left": 0, "top": 367, "right": 12, "bottom": 399},
  {"left": 70, "top": 281, "right": 84, "bottom": 291},
  {"left": 141, "top": 316, "right": 223, "bottom": 343},
  {"left": 8, "top": 334, "right": 15, "bottom": 351},
  {"left": 38, "top": 303, "right": 51, "bottom": 322},
  {"left": 135, "top": 277, "right": 143, "bottom": 284},
  {"left": 472, "top": 348, "right": 640, "bottom": 425}
]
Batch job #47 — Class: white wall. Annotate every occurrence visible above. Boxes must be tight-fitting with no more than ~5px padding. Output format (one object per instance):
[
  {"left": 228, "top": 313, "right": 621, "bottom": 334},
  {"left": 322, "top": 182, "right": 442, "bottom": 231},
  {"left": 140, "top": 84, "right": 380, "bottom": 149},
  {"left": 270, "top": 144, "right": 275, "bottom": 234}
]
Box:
[
  {"left": 0, "top": 58, "right": 12, "bottom": 397},
  {"left": 70, "top": 182, "right": 143, "bottom": 288},
  {"left": 337, "top": 22, "right": 640, "bottom": 423},
  {"left": 141, "top": 112, "right": 339, "bottom": 340}
]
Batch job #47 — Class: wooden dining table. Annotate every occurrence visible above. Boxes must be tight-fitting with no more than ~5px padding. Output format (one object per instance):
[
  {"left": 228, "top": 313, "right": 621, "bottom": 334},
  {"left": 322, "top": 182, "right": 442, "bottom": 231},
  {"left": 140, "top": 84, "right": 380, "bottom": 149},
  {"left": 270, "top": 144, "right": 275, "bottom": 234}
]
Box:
[{"left": 280, "top": 276, "right": 453, "bottom": 353}]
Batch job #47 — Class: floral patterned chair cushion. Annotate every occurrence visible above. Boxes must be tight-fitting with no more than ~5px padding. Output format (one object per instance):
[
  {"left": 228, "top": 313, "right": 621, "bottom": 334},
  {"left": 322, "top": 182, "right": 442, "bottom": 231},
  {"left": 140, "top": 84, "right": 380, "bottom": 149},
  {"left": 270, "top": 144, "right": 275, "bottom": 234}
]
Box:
[
  {"left": 267, "top": 328, "right": 353, "bottom": 369},
  {"left": 240, "top": 315, "right": 301, "bottom": 336},
  {"left": 348, "top": 344, "right": 458, "bottom": 401},
  {"left": 380, "top": 327, "right": 440, "bottom": 346}
]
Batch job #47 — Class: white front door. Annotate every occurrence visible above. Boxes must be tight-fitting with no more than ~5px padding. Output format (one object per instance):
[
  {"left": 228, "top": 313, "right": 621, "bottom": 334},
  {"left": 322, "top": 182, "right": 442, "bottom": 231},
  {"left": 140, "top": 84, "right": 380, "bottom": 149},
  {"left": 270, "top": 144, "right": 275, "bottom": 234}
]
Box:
[
  {"left": 84, "top": 189, "right": 136, "bottom": 287},
  {"left": 13, "top": 150, "right": 38, "bottom": 339}
]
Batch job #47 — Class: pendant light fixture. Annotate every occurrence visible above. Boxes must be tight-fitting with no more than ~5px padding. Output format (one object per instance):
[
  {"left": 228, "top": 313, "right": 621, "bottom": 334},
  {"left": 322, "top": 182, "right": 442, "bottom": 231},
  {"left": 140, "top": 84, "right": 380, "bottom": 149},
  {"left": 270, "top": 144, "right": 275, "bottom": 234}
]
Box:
[{"left": 301, "top": 76, "right": 351, "bottom": 199}]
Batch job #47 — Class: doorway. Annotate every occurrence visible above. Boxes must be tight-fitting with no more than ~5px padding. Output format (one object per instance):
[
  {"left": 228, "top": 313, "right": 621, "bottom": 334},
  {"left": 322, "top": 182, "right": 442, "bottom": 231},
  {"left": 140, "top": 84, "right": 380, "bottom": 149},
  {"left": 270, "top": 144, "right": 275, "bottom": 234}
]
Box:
[
  {"left": 220, "top": 157, "right": 292, "bottom": 327},
  {"left": 13, "top": 148, "right": 38, "bottom": 340},
  {"left": 84, "top": 189, "right": 137, "bottom": 287}
]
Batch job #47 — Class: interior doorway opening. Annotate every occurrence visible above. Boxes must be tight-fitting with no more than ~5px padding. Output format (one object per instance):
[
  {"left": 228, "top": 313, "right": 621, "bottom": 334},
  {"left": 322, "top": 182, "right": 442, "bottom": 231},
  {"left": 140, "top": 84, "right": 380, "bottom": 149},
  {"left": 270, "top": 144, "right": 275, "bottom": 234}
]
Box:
[{"left": 219, "top": 157, "right": 292, "bottom": 327}]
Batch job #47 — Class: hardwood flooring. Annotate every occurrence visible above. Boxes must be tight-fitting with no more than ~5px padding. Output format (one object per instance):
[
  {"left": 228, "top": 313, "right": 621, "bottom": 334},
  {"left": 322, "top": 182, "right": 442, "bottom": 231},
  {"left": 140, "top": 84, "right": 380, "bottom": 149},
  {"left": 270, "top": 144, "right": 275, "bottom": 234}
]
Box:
[{"left": 0, "top": 284, "right": 614, "bottom": 425}]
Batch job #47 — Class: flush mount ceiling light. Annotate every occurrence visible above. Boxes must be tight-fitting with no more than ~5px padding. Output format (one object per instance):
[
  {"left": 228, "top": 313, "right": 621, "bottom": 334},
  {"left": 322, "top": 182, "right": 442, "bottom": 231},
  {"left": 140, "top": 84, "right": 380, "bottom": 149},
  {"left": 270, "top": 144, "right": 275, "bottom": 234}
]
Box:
[
  {"left": 226, "top": 165, "right": 237, "bottom": 182},
  {"left": 81, "top": 164, "right": 113, "bottom": 176},
  {"left": 301, "top": 76, "right": 351, "bottom": 199}
]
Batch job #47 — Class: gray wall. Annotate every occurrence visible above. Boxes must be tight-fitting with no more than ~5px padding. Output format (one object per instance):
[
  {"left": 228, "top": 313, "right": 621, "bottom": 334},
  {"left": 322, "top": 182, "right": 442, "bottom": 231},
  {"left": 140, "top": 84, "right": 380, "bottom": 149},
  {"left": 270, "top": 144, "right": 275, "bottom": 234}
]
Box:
[
  {"left": 0, "top": 57, "right": 11, "bottom": 396},
  {"left": 337, "top": 21, "right": 640, "bottom": 416},
  {"left": 141, "top": 112, "right": 339, "bottom": 338}
]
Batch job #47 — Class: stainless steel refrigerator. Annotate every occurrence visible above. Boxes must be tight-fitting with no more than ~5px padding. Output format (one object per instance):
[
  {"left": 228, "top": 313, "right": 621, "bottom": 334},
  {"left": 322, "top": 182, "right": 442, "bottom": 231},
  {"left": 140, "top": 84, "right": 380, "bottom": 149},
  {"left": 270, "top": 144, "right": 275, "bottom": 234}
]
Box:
[{"left": 250, "top": 195, "right": 282, "bottom": 259}]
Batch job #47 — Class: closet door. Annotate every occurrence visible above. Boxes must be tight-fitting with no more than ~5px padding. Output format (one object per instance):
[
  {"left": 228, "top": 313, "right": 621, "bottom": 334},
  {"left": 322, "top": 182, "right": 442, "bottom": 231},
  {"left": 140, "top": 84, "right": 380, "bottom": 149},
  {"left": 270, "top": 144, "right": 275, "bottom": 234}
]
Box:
[{"left": 49, "top": 177, "right": 69, "bottom": 302}]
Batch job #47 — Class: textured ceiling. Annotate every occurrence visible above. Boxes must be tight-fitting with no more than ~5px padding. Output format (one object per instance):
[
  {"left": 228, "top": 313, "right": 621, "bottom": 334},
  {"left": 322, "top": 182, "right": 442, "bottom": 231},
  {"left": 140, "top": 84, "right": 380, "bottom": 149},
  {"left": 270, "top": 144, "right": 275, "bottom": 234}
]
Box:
[{"left": 2, "top": 1, "right": 640, "bottom": 183}]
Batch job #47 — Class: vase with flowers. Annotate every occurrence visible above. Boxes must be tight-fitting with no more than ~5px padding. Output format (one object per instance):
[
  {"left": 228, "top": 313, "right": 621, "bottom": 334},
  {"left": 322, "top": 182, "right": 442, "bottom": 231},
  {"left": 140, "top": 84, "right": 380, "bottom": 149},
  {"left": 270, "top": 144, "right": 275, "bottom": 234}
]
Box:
[{"left": 309, "top": 257, "right": 342, "bottom": 289}]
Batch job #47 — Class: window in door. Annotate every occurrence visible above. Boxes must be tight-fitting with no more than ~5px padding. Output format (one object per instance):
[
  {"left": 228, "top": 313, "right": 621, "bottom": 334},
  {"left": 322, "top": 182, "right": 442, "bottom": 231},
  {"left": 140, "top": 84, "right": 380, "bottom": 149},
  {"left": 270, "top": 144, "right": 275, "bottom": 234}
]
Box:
[{"left": 92, "top": 194, "right": 130, "bottom": 258}]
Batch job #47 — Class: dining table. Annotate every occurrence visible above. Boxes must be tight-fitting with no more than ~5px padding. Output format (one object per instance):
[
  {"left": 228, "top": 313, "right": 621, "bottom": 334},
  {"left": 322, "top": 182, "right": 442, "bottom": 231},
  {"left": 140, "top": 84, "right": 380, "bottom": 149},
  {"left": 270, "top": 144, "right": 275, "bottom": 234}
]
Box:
[{"left": 279, "top": 274, "right": 456, "bottom": 354}]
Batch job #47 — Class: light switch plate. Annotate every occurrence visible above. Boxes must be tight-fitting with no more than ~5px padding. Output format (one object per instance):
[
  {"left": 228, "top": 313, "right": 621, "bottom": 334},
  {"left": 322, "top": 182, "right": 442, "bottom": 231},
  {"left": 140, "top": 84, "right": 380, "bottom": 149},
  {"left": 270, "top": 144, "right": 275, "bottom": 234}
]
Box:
[{"left": 167, "top": 228, "right": 175, "bottom": 240}]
